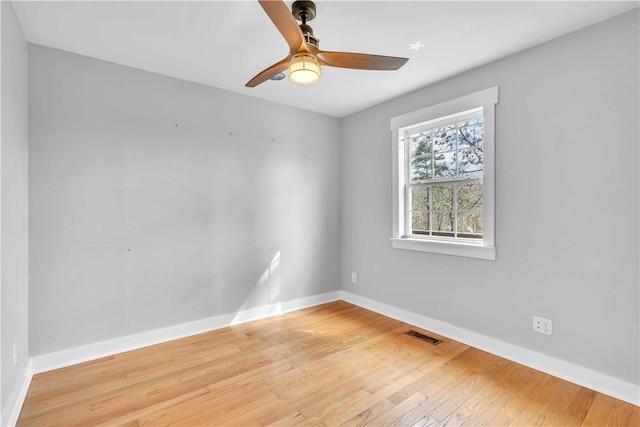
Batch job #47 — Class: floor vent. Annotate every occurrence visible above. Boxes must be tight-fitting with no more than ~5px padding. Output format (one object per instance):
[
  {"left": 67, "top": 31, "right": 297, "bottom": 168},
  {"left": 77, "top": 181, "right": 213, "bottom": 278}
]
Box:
[{"left": 405, "top": 330, "right": 442, "bottom": 345}]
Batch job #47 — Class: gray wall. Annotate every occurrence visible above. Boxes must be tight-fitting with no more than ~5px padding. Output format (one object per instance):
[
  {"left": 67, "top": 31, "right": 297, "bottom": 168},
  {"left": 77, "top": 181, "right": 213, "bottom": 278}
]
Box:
[
  {"left": 340, "top": 10, "right": 639, "bottom": 385},
  {"left": 1, "top": 0, "right": 29, "bottom": 420},
  {"left": 28, "top": 45, "right": 340, "bottom": 355}
]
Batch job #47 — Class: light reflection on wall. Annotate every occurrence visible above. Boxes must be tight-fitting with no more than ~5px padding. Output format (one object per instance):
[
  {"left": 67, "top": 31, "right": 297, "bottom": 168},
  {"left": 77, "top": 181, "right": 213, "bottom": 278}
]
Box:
[{"left": 231, "top": 251, "right": 281, "bottom": 325}]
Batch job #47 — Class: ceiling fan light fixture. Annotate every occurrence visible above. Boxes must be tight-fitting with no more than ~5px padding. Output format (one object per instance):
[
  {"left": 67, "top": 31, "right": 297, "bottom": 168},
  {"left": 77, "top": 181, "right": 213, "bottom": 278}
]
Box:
[
  {"left": 288, "top": 53, "right": 320, "bottom": 85},
  {"left": 245, "top": 0, "right": 407, "bottom": 88}
]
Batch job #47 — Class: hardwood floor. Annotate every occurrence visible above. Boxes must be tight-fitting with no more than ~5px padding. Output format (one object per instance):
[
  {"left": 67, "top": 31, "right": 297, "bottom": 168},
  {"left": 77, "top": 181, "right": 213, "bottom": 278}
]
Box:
[{"left": 18, "top": 301, "right": 639, "bottom": 426}]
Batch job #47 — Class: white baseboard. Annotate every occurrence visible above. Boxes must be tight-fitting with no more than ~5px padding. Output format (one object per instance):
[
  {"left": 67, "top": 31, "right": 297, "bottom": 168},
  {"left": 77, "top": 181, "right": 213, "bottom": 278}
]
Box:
[
  {"left": 340, "top": 290, "right": 640, "bottom": 407},
  {"left": 15, "top": 288, "right": 639, "bottom": 423},
  {"left": 2, "top": 359, "right": 33, "bottom": 427},
  {"left": 30, "top": 291, "right": 340, "bottom": 374}
]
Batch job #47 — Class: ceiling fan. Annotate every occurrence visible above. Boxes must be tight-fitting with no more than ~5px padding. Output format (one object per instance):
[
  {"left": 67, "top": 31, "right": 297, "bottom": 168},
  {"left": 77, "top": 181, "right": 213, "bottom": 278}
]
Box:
[{"left": 246, "top": 0, "right": 409, "bottom": 87}]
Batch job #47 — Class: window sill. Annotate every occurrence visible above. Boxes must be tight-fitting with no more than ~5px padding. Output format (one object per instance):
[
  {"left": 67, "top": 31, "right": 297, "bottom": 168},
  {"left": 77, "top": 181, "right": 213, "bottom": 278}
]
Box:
[{"left": 390, "top": 237, "right": 496, "bottom": 260}]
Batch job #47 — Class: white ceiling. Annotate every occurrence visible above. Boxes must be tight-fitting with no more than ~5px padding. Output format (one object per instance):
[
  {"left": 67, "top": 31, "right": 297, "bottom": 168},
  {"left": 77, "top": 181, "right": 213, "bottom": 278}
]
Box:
[{"left": 12, "top": 1, "right": 639, "bottom": 117}]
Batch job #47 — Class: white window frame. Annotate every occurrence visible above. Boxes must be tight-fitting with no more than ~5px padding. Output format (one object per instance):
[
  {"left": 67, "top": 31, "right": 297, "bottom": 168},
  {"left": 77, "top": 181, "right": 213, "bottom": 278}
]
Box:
[{"left": 391, "top": 87, "right": 498, "bottom": 260}]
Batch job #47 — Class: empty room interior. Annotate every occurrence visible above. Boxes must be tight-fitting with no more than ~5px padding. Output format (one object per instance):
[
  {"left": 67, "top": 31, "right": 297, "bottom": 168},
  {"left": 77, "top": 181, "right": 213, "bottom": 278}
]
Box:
[{"left": 1, "top": 0, "right": 639, "bottom": 425}]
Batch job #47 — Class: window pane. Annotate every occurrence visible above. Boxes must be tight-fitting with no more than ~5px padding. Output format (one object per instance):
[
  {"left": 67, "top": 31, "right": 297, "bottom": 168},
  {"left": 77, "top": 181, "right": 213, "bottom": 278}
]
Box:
[
  {"left": 458, "top": 148, "right": 483, "bottom": 174},
  {"left": 431, "top": 185, "right": 454, "bottom": 210},
  {"left": 457, "top": 121, "right": 483, "bottom": 149},
  {"left": 411, "top": 212, "right": 430, "bottom": 235},
  {"left": 410, "top": 135, "right": 431, "bottom": 157},
  {"left": 433, "top": 128, "right": 457, "bottom": 152},
  {"left": 410, "top": 156, "right": 432, "bottom": 181},
  {"left": 457, "top": 182, "right": 483, "bottom": 210},
  {"left": 457, "top": 211, "right": 483, "bottom": 238},
  {"left": 431, "top": 211, "right": 454, "bottom": 236},
  {"left": 410, "top": 186, "right": 429, "bottom": 210},
  {"left": 433, "top": 151, "right": 457, "bottom": 178}
]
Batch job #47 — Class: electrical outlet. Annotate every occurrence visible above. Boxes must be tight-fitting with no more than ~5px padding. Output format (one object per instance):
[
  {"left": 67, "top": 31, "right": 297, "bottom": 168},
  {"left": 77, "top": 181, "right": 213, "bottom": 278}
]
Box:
[
  {"left": 12, "top": 342, "right": 18, "bottom": 366},
  {"left": 351, "top": 272, "right": 357, "bottom": 283},
  {"left": 533, "top": 316, "right": 552, "bottom": 335}
]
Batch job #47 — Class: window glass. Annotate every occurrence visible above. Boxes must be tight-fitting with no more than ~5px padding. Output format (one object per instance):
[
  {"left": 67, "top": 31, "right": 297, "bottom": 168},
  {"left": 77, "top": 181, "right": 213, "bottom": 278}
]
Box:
[{"left": 404, "top": 113, "right": 484, "bottom": 240}]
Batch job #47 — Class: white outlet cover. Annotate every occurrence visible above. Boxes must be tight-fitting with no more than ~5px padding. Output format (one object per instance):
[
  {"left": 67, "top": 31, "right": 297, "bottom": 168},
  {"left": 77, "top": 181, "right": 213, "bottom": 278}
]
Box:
[{"left": 533, "top": 316, "right": 552, "bottom": 335}]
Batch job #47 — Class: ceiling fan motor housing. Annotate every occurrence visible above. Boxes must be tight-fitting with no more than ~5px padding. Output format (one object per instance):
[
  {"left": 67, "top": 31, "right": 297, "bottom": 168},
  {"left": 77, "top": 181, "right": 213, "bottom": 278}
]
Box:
[
  {"left": 293, "top": 1, "right": 319, "bottom": 48},
  {"left": 292, "top": 1, "right": 316, "bottom": 23}
]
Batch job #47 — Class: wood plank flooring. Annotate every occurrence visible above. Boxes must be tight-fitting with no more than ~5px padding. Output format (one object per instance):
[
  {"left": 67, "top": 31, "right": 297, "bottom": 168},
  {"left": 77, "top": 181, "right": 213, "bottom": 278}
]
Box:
[{"left": 17, "top": 301, "right": 639, "bottom": 426}]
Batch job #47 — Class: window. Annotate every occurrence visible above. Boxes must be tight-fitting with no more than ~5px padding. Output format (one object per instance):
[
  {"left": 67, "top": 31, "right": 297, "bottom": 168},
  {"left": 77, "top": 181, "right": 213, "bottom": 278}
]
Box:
[{"left": 391, "top": 87, "right": 498, "bottom": 260}]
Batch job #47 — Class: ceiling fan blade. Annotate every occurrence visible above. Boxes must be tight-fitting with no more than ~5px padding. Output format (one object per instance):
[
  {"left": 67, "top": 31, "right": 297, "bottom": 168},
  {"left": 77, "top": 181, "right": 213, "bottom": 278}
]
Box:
[
  {"left": 245, "top": 56, "right": 290, "bottom": 87},
  {"left": 258, "top": 0, "right": 304, "bottom": 54},
  {"left": 317, "top": 51, "right": 409, "bottom": 70}
]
